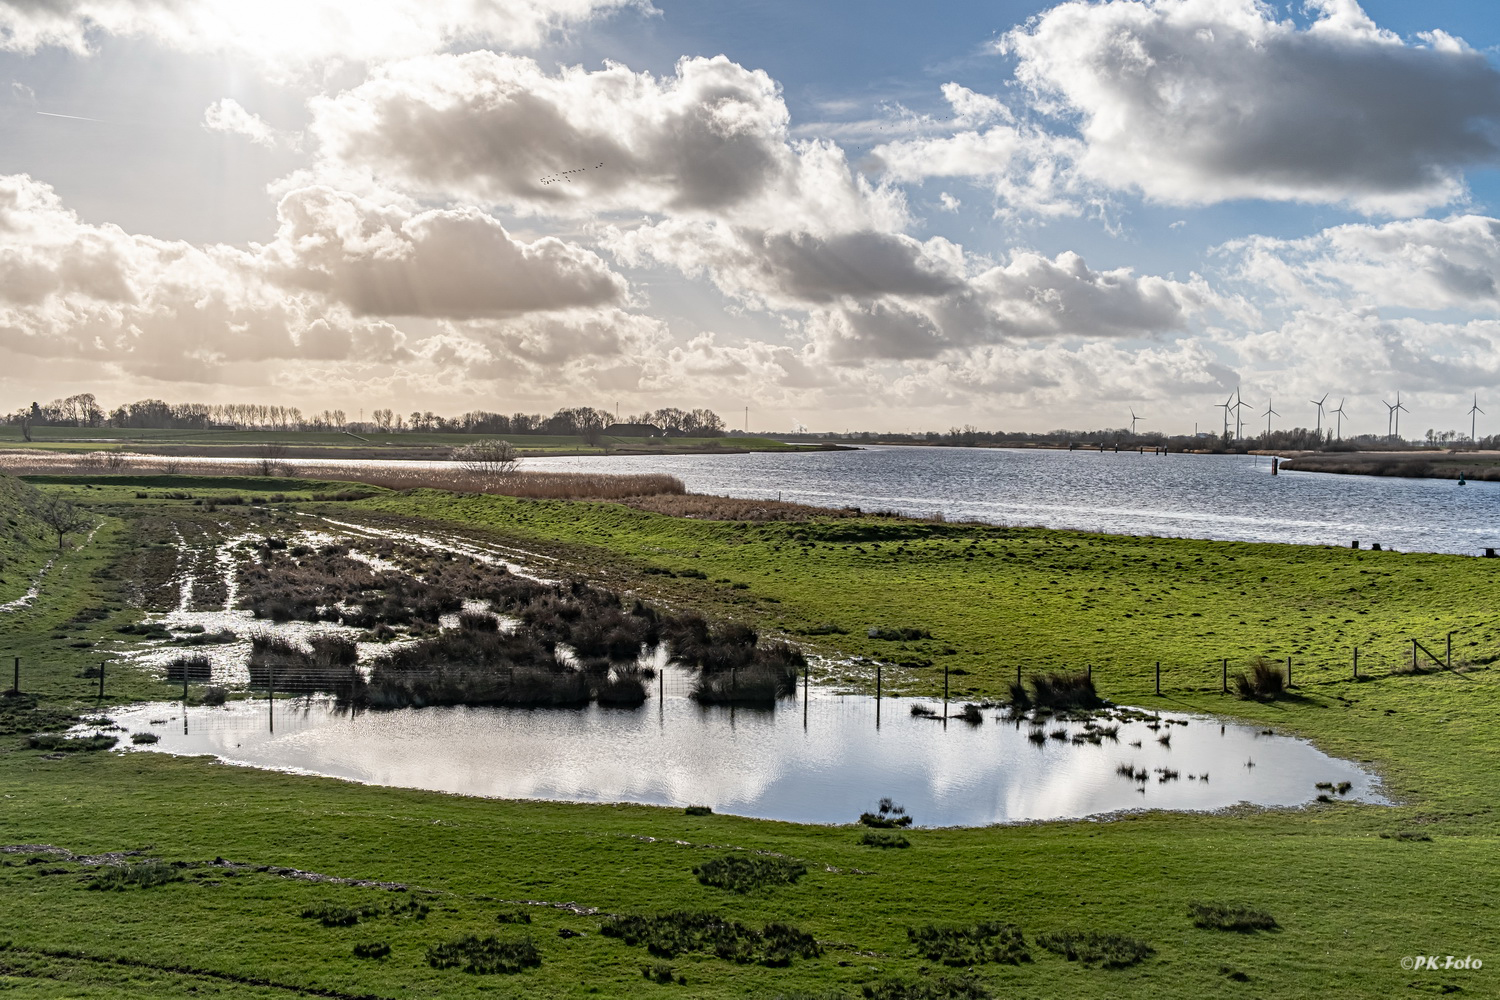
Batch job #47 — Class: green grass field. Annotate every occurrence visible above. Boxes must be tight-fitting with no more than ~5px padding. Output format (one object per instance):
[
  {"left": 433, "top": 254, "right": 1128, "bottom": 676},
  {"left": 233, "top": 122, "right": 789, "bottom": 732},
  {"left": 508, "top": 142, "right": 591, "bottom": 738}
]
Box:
[{"left": 1, "top": 476, "right": 1497, "bottom": 998}]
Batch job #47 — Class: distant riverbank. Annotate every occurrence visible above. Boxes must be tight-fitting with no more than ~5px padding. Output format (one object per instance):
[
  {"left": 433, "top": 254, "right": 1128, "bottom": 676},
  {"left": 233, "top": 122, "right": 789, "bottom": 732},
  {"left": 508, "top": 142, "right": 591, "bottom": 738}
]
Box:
[{"left": 1278, "top": 449, "right": 1500, "bottom": 481}]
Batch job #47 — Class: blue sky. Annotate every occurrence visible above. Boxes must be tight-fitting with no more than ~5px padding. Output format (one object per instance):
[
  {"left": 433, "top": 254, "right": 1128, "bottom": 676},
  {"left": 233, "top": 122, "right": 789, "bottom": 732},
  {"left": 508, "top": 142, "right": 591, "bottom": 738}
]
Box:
[{"left": 2, "top": 0, "right": 1500, "bottom": 437}]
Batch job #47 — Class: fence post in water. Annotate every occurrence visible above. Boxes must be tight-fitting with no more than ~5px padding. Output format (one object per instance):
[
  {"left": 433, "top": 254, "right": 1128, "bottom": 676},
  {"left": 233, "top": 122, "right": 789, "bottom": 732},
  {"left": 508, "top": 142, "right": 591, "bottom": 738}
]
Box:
[
  {"left": 876, "top": 663, "right": 882, "bottom": 728},
  {"left": 803, "top": 662, "right": 808, "bottom": 728},
  {"left": 183, "top": 659, "right": 189, "bottom": 703},
  {"left": 943, "top": 662, "right": 949, "bottom": 706},
  {"left": 268, "top": 660, "right": 274, "bottom": 733},
  {"left": 1155, "top": 661, "right": 1161, "bottom": 696}
]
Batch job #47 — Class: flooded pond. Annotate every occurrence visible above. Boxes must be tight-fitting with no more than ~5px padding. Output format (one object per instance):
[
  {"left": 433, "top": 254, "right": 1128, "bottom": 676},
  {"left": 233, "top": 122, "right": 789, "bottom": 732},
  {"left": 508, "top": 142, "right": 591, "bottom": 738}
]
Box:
[{"left": 108, "top": 677, "right": 1385, "bottom": 826}]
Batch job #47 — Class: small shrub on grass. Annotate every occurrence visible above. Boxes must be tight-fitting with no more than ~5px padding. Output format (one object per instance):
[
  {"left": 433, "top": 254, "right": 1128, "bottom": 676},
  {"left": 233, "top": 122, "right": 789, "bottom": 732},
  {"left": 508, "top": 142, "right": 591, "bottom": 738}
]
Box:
[
  {"left": 1381, "top": 830, "right": 1432, "bottom": 842},
  {"left": 693, "top": 855, "right": 806, "bottom": 893},
  {"left": 862, "top": 974, "right": 991, "bottom": 999},
  {"left": 496, "top": 908, "right": 532, "bottom": 924},
  {"left": 1188, "top": 902, "right": 1278, "bottom": 932},
  {"left": 1036, "top": 929, "right": 1152, "bottom": 968},
  {"left": 199, "top": 685, "right": 227, "bottom": 706},
  {"left": 684, "top": 805, "right": 713, "bottom": 816},
  {"left": 352, "top": 941, "right": 391, "bottom": 960},
  {"left": 1233, "top": 659, "right": 1286, "bottom": 700},
  {"left": 908, "top": 922, "right": 1030, "bottom": 966},
  {"left": 860, "top": 831, "right": 910, "bottom": 849},
  {"left": 89, "top": 861, "right": 183, "bottom": 891},
  {"left": 426, "top": 934, "right": 541, "bottom": 974},
  {"left": 859, "top": 798, "right": 913, "bottom": 828}
]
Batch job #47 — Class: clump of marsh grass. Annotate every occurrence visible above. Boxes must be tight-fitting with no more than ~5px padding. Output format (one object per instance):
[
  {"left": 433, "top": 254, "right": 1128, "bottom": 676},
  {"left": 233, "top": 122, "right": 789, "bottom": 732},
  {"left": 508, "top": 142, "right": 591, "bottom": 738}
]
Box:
[
  {"left": 1188, "top": 902, "right": 1279, "bottom": 932},
  {"left": 693, "top": 855, "right": 806, "bottom": 893},
  {"left": 684, "top": 805, "right": 713, "bottom": 816},
  {"left": 89, "top": 861, "right": 183, "bottom": 891},
  {"left": 860, "top": 831, "right": 910, "bottom": 849},
  {"left": 907, "top": 922, "right": 1030, "bottom": 966},
  {"left": 130, "top": 731, "right": 160, "bottom": 744},
  {"left": 495, "top": 908, "right": 532, "bottom": 925},
  {"left": 1028, "top": 671, "right": 1102, "bottom": 710},
  {"left": 601, "top": 911, "right": 819, "bottom": 966},
  {"left": 862, "top": 973, "right": 992, "bottom": 999},
  {"left": 352, "top": 941, "right": 390, "bottom": 960},
  {"left": 1233, "top": 658, "right": 1286, "bottom": 700},
  {"left": 426, "top": 934, "right": 541, "bottom": 974},
  {"left": 1035, "top": 929, "right": 1153, "bottom": 968},
  {"left": 299, "top": 901, "right": 377, "bottom": 927}
]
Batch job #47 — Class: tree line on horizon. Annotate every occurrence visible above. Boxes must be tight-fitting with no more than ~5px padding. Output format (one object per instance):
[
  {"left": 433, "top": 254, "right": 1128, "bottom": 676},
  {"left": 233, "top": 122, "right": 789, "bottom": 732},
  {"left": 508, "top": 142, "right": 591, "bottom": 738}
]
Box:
[{"left": 5, "top": 394, "right": 726, "bottom": 440}]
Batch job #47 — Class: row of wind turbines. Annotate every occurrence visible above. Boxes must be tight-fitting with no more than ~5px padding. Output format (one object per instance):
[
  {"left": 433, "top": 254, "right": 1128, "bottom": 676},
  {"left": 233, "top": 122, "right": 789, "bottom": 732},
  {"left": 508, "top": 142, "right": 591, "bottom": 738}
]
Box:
[{"left": 1127, "top": 390, "right": 1487, "bottom": 443}]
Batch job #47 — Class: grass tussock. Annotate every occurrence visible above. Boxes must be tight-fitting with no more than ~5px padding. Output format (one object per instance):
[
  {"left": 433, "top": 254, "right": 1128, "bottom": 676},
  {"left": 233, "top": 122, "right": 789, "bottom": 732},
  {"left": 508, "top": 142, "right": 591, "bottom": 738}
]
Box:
[
  {"left": 1023, "top": 671, "right": 1103, "bottom": 710},
  {"left": 907, "top": 922, "right": 1030, "bottom": 966},
  {"left": 600, "top": 911, "right": 819, "bottom": 966},
  {"left": 862, "top": 974, "right": 992, "bottom": 999},
  {"left": 352, "top": 942, "right": 391, "bottom": 960},
  {"left": 860, "top": 831, "right": 910, "bottom": 849},
  {"left": 1234, "top": 658, "right": 1287, "bottom": 700},
  {"left": 426, "top": 934, "right": 541, "bottom": 974},
  {"left": 27, "top": 732, "right": 118, "bottom": 752},
  {"left": 1188, "top": 902, "right": 1279, "bottom": 932},
  {"left": 89, "top": 861, "right": 183, "bottom": 891},
  {"left": 693, "top": 855, "right": 807, "bottom": 893},
  {"left": 1035, "top": 929, "right": 1153, "bottom": 968}
]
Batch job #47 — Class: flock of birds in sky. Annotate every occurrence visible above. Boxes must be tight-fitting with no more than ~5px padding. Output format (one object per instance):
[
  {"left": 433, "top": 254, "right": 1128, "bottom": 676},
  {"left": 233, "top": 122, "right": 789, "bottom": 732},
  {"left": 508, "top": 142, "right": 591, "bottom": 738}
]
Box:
[{"left": 539, "top": 162, "right": 605, "bottom": 186}]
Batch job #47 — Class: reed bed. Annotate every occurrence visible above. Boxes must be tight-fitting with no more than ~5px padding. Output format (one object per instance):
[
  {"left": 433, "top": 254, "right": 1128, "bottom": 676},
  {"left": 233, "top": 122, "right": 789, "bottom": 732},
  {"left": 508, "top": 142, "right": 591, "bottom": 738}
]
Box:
[{"left": 0, "top": 450, "right": 684, "bottom": 499}]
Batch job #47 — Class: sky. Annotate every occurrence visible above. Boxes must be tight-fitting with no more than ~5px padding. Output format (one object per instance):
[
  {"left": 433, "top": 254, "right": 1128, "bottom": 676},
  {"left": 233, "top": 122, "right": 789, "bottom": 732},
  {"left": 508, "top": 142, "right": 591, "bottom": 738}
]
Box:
[{"left": 2, "top": 0, "right": 1500, "bottom": 437}]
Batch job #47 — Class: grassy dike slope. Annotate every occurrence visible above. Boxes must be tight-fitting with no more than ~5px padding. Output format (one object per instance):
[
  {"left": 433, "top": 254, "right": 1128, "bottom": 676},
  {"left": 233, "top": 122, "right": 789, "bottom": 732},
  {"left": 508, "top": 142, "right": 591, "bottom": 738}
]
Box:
[{"left": 0, "top": 480, "right": 1497, "bottom": 998}]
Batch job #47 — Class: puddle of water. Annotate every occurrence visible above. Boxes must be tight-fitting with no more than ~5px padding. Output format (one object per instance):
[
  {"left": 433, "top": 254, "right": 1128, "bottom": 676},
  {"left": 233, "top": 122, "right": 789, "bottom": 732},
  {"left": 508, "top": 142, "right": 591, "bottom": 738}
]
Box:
[{"left": 108, "top": 678, "right": 1386, "bottom": 827}]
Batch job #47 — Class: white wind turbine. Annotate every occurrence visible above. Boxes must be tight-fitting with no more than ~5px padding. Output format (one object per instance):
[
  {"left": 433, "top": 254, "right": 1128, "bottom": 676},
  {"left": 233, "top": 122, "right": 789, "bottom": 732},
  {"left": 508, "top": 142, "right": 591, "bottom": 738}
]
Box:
[
  {"left": 1310, "top": 392, "right": 1328, "bottom": 440},
  {"left": 1331, "top": 398, "right": 1348, "bottom": 441},
  {"left": 1469, "top": 394, "right": 1484, "bottom": 445},
  {"left": 1262, "top": 397, "right": 1279, "bottom": 439}
]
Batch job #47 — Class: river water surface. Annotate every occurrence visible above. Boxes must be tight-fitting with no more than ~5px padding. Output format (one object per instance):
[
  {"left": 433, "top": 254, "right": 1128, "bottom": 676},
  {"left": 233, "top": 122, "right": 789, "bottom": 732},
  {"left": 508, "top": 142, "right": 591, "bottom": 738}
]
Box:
[{"left": 520, "top": 446, "right": 1500, "bottom": 555}]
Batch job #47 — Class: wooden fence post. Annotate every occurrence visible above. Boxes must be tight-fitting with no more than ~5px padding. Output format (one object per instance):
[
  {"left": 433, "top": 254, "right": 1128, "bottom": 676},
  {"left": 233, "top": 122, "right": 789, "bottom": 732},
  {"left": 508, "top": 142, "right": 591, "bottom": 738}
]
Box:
[
  {"left": 1155, "top": 661, "right": 1161, "bottom": 696},
  {"left": 1222, "top": 658, "right": 1228, "bottom": 694},
  {"left": 1353, "top": 646, "right": 1359, "bottom": 679},
  {"left": 1286, "top": 655, "right": 1293, "bottom": 688},
  {"left": 98, "top": 661, "right": 105, "bottom": 699}
]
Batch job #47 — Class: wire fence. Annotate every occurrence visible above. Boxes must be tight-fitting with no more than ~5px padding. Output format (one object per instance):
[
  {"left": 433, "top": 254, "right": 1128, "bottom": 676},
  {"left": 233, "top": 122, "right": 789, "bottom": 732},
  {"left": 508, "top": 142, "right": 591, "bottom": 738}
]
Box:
[{"left": 9, "top": 616, "right": 1496, "bottom": 714}]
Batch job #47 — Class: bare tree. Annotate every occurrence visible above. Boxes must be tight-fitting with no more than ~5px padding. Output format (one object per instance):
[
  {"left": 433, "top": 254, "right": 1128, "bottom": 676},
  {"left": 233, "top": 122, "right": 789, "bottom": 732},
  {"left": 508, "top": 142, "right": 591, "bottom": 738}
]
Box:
[
  {"left": 453, "top": 439, "right": 520, "bottom": 480},
  {"left": 256, "top": 442, "right": 289, "bottom": 477},
  {"left": 34, "top": 496, "right": 90, "bottom": 550}
]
